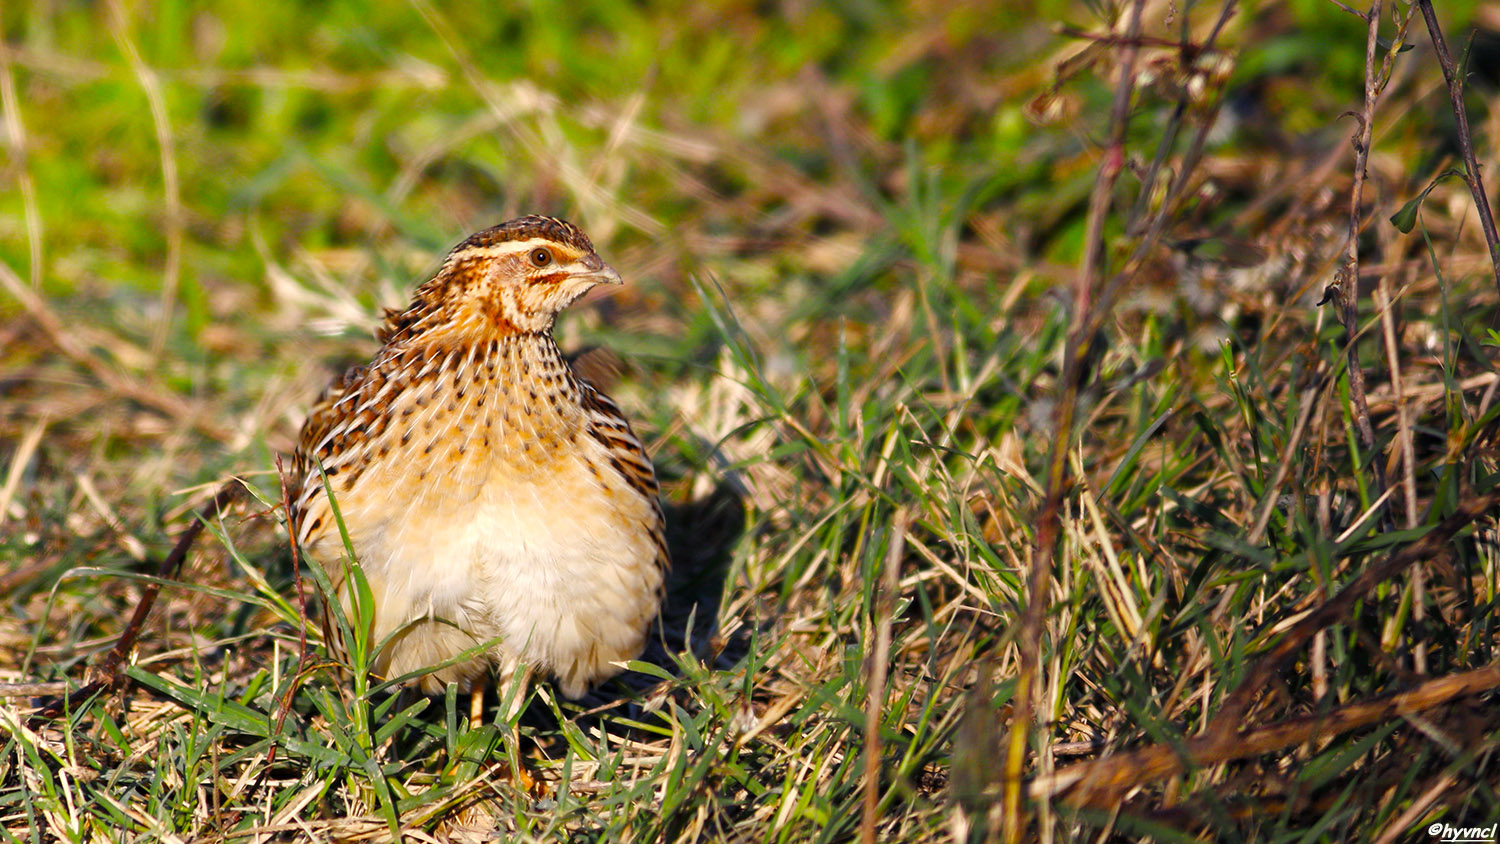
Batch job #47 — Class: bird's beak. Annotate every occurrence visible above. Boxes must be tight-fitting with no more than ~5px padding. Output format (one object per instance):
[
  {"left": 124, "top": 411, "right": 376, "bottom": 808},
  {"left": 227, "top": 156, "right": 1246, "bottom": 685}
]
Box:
[
  {"left": 561, "top": 262, "right": 623, "bottom": 304},
  {"left": 575, "top": 253, "right": 623, "bottom": 287},
  {"left": 587, "top": 264, "right": 623, "bottom": 286}
]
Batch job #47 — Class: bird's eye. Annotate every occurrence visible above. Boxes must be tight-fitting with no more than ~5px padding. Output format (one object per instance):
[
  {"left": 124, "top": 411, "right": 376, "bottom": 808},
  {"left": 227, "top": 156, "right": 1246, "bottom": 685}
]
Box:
[{"left": 529, "top": 248, "right": 553, "bottom": 267}]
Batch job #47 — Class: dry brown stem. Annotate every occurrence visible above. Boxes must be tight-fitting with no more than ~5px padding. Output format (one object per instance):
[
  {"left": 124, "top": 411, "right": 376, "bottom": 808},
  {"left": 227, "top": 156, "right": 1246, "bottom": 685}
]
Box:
[
  {"left": 30, "top": 481, "right": 243, "bottom": 723},
  {"left": 1001, "top": 2, "right": 1149, "bottom": 840},
  {"left": 1040, "top": 661, "right": 1500, "bottom": 808},
  {"left": 1036, "top": 487, "right": 1500, "bottom": 806},
  {"left": 1334, "top": 0, "right": 1398, "bottom": 501},
  {"left": 1416, "top": 0, "right": 1500, "bottom": 296}
]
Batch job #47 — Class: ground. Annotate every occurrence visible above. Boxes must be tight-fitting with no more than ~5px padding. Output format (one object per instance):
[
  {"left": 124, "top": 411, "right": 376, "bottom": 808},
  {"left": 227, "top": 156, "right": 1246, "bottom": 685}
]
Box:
[{"left": 2, "top": 0, "right": 1500, "bottom": 841}]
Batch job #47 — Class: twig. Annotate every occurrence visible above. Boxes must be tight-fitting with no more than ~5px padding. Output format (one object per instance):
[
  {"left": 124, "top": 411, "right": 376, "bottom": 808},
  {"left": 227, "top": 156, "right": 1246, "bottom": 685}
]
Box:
[
  {"left": 1049, "top": 739, "right": 1107, "bottom": 758},
  {"left": 1123, "top": 0, "right": 1239, "bottom": 241},
  {"left": 1367, "top": 371, "right": 1498, "bottom": 409},
  {"left": 1090, "top": 0, "right": 1238, "bottom": 369},
  {"left": 265, "top": 455, "right": 317, "bottom": 770},
  {"left": 1037, "top": 661, "right": 1500, "bottom": 806},
  {"left": 29, "top": 481, "right": 242, "bottom": 723},
  {"left": 1037, "top": 487, "right": 1500, "bottom": 804},
  {"left": 1001, "top": 1, "right": 1147, "bottom": 840},
  {"left": 861, "top": 510, "right": 908, "bottom": 844},
  {"left": 1333, "top": 0, "right": 1390, "bottom": 502},
  {"left": 1224, "top": 487, "right": 1499, "bottom": 726},
  {"left": 1416, "top": 0, "right": 1500, "bottom": 296}
]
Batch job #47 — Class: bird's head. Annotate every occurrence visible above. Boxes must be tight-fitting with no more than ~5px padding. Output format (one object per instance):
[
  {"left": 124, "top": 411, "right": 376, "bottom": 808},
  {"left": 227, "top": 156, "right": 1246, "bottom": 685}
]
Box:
[{"left": 391, "top": 216, "right": 623, "bottom": 341}]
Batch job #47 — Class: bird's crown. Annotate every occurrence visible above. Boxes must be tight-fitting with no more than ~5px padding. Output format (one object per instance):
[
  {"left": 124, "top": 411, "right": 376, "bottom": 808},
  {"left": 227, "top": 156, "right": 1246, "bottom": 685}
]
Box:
[
  {"left": 378, "top": 216, "right": 620, "bottom": 343},
  {"left": 446, "top": 215, "right": 596, "bottom": 260}
]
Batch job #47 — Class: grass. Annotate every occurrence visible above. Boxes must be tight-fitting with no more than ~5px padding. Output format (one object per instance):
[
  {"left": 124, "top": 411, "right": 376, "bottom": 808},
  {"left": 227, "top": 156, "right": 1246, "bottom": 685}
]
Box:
[{"left": 3, "top": 0, "right": 1500, "bottom": 840}]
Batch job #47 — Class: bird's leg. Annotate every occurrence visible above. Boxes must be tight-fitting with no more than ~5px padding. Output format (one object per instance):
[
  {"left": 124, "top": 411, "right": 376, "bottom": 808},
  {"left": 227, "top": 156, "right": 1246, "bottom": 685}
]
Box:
[
  {"left": 495, "top": 663, "right": 537, "bottom": 792},
  {"left": 469, "top": 686, "right": 486, "bottom": 731}
]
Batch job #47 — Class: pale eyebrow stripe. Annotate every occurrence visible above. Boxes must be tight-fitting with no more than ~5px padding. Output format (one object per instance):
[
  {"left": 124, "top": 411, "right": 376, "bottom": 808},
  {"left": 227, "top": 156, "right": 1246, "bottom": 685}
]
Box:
[{"left": 448, "top": 238, "right": 575, "bottom": 261}]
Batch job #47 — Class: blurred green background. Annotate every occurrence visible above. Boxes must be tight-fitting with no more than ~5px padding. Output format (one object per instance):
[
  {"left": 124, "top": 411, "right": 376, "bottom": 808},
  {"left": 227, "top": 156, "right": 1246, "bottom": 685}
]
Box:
[
  {"left": 7, "top": 0, "right": 1488, "bottom": 472},
  {"left": 5, "top": 0, "right": 1500, "bottom": 840}
]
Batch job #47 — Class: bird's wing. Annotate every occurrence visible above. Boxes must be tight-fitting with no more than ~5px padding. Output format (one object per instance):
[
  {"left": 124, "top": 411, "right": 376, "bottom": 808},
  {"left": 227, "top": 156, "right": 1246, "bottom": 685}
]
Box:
[
  {"left": 578, "top": 380, "right": 671, "bottom": 573},
  {"left": 291, "top": 362, "right": 369, "bottom": 543}
]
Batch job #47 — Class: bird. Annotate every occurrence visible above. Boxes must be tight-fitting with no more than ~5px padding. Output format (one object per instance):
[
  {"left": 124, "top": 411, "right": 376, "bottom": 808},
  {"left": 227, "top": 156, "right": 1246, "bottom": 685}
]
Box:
[{"left": 289, "top": 215, "right": 668, "bottom": 724}]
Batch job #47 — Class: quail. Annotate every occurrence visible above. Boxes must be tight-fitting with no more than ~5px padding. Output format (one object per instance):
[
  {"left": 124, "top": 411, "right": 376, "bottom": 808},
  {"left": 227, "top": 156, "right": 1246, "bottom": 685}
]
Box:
[{"left": 291, "top": 216, "right": 668, "bottom": 721}]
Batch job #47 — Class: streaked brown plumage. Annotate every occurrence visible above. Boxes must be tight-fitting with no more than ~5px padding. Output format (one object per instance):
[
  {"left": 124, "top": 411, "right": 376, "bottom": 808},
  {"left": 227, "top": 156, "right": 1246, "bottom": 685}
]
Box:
[{"left": 291, "top": 216, "right": 667, "bottom": 707}]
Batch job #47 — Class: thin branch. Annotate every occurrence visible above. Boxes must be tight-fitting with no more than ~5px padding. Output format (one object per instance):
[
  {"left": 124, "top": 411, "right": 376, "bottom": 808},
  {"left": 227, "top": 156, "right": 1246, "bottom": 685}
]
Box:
[
  {"left": 1123, "top": 0, "right": 1239, "bottom": 238},
  {"left": 1325, "top": 0, "right": 1366, "bottom": 18},
  {"left": 265, "top": 455, "right": 318, "bottom": 771},
  {"left": 1416, "top": 0, "right": 1500, "bottom": 296},
  {"left": 1054, "top": 26, "right": 1228, "bottom": 59},
  {"left": 1037, "top": 487, "right": 1500, "bottom": 804},
  {"left": 1038, "top": 488, "right": 1500, "bottom": 803},
  {"left": 1001, "top": 1, "right": 1148, "bottom": 840},
  {"left": 0, "top": 682, "right": 69, "bottom": 698},
  {"left": 30, "top": 481, "right": 243, "bottom": 723},
  {"left": 1335, "top": 0, "right": 1387, "bottom": 500},
  {"left": 1037, "top": 661, "right": 1500, "bottom": 806},
  {"left": 1098, "top": 0, "right": 1239, "bottom": 345}
]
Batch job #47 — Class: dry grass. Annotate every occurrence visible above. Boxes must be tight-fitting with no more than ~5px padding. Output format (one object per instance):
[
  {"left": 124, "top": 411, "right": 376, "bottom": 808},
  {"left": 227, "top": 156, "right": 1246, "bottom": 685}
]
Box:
[{"left": 3, "top": 0, "right": 1500, "bottom": 841}]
